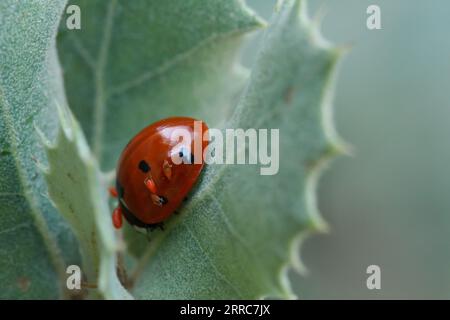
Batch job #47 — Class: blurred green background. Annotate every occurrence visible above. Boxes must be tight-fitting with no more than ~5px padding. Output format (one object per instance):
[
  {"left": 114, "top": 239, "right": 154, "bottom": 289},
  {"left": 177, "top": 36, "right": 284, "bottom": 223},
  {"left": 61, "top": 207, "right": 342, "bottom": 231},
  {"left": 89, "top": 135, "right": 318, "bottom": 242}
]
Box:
[{"left": 246, "top": 0, "right": 450, "bottom": 298}]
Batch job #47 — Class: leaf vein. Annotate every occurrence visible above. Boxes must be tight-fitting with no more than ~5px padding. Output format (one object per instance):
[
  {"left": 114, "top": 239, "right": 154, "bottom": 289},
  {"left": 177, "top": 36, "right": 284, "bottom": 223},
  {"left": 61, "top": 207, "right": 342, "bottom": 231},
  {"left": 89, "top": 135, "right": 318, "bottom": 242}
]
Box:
[
  {"left": 69, "top": 33, "right": 96, "bottom": 70},
  {"left": 92, "top": 0, "right": 117, "bottom": 160},
  {"left": 0, "top": 222, "right": 30, "bottom": 236},
  {"left": 0, "top": 192, "right": 25, "bottom": 197},
  {"left": 108, "top": 29, "right": 247, "bottom": 97}
]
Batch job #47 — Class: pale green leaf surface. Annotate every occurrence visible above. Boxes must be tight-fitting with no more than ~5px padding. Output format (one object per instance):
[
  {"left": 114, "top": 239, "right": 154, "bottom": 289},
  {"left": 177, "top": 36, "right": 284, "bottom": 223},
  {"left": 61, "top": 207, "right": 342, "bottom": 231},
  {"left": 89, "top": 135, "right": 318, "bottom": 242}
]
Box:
[
  {"left": 43, "top": 103, "right": 132, "bottom": 299},
  {"left": 0, "top": 0, "right": 81, "bottom": 299},
  {"left": 58, "top": 0, "right": 264, "bottom": 170},
  {"left": 131, "top": 0, "right": 344, "bottom": 299}
]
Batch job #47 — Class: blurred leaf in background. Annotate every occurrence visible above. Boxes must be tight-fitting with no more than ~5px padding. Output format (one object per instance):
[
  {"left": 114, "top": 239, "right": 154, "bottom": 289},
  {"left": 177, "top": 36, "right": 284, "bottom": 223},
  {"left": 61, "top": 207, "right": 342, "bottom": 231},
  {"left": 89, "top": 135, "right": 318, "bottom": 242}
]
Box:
[{"left": 248, "top": 0, "right": 450, "bottom": 298}]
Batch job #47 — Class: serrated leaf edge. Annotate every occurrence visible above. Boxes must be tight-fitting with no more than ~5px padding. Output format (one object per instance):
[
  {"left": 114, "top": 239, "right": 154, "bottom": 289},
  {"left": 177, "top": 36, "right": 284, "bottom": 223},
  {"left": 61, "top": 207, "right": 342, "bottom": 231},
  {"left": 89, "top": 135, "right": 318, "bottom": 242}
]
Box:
[
  {"left": 41, "top": 100, "right": 133, "bottom": 299},
  {"left": 273, "top": 0, "right": 349, "bottom": 299}
]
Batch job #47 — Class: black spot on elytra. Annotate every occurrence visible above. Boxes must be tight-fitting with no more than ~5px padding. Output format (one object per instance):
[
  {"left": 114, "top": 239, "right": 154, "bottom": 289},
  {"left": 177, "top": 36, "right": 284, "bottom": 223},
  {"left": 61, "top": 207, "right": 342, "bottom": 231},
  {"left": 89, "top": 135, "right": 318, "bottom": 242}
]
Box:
[{"left": 138, "top": 160, "right": 150, "bottom": 173}]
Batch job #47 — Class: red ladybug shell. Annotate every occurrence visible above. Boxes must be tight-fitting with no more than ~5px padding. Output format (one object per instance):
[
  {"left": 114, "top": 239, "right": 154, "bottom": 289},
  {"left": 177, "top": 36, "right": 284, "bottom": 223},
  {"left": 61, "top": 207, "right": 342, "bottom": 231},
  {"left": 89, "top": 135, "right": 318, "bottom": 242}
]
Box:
[{"left": 115, "top": 117, "right": 208, "bottom": 227}]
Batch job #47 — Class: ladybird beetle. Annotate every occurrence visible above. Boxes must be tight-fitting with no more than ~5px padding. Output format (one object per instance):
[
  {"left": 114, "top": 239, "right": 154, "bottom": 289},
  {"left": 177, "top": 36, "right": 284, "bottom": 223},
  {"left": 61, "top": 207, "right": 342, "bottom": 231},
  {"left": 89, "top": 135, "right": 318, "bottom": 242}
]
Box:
[{"left": 111, "top": 117, "right": 209, "bottom": 231}]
